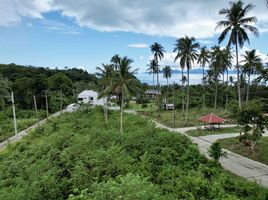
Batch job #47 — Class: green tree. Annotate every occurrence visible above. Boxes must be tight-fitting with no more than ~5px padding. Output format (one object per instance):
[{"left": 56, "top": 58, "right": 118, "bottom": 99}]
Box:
[
  {"left": 96, "top": 64, "right": 115, "bottom": 124},
  {"left": 209, "top": 46, "right": 224, "bottom": 112},
  {"left": 48, "top": 73, "right": 73, "bottom": 95},
  {"left": 147, "top": 59, "right": 159, "bottom": 87},
  {"left": 113, "top": 56, "right": 141, "bottom": 133},
  {"left": 110, "top": 54, "right": 121, "bottom": 70},
  {"left": 197, "top": 46, "right": 211, "bottom": 111},
  {"left": 150, "top": 42, "right": 165, "bottom": 86},
  {"left": 208, "top": 142, "right": 227, "bottom": 162},
  {"left": 162, "top": 65, "right": 172, "bottom": 86},
  {"left": 238, "top": 103, "right": 268, "bottom": 151},
  {"left": 0, "top": 75, "right": 10, "bottom": 110},
  {"left": 217, "top": 0, "right": 259, "bottom": 109},
  {"left": 241, "top": 49, "right": 262, "bottom": 104},
  {"left": 174, "top": 36, "right": 199, "bottom": 125}
]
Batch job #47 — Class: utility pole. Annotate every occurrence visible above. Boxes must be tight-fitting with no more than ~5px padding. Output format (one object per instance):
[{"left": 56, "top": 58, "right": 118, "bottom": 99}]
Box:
[
  {"left": 33, "top": 95, "right": 40, "bottom": 126},
  {"left": 60, "top": 88, "right": 63, "bottom": 114},
  {"left": 173, "top": 82, "right": 176, "bottom": 128},
  {"left": 11, "top": 91, "right": 17, "bottom": 135},
  {"left": 45, "top": 90, "right": 49, "bottom": 118}
]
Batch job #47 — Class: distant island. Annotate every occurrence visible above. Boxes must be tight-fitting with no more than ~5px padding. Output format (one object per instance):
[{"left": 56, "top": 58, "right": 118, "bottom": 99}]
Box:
[{"left": 143, "top": 68, "right": 236, "bottom": 74}]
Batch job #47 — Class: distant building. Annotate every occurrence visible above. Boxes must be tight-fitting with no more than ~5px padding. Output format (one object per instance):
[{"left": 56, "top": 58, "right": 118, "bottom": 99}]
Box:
[
  {"left": 162, "top": 103, "right": 175, "bottom": 110},
  {"left": 78, "top": 90, "right": 106, "bottom": 106},
  {"left": 145, "top": 89, "right": 161, "bottom": 99}
]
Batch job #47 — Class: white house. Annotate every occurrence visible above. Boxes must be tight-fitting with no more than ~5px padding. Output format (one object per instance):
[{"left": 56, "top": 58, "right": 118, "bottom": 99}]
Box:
[{"left": 78, "top": 90, "right": 106, "bottom": 106}]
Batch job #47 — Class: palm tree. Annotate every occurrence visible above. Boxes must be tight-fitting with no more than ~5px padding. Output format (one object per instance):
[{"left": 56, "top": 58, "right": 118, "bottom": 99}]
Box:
[
  {"left": 241, "top": 49, "right": 262, "bottom": 104},
  {"left": 111, "top": 54, "right": 121, "bottom": 70},
  {"left": 150, "top": 42, "right": 165, "bottom": 86},
  {"left": 174, "top": 36, "right": 199, "bottom": 125},
  {"left": 222, "top": 47, "right": 233, "bottom": 111},
  {"left": 210, "top": 46, "right": 223, "bottom": 112},
  {"left": 147, "top": 59, "right": 159, "bottom": 87},
  {"left": 96, "top": 64, "right": 114, "bottom": 124},
  {"left": 197, "top": 46, "right": 210, "bottom": 111},
  {"left": 113, "top": 56, "right": 140, "bottom": 133},
  {"left": 216, "top": 0, "right": 259, "bottom": 109},
  {"left": 163, "top": 65, "right": 172, "bottom": 86}
]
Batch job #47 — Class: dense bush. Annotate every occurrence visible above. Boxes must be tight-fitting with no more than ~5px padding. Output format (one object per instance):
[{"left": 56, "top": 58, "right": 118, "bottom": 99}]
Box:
[{"left": 0, "top": 109, "right": 267, "bottom": 199}]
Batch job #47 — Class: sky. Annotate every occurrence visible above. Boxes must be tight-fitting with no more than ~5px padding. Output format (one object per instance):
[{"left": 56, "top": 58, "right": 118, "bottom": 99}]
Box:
[{"left": 0, "top": 0, "right": 268, "bottom": 74}]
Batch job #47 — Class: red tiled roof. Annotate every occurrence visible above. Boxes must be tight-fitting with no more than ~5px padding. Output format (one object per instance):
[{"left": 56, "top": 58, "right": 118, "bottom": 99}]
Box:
[{"left": 198, "top": 113, "right": 225, "bottom": 124}]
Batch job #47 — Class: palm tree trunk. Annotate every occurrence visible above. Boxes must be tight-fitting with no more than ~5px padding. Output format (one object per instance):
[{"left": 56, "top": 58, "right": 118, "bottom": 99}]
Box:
[
  {"left": 153, "top": 73, "right": 155, "bottom": 87},
  {"left": 184, "top": 68, "right": 190, "bottom": 125},
  {"left": 181, "top": 69, "right": 185, "bottom": 113},
  {"left": 246, "top": 73, "right": 251, "bottom": 105},
  {"left": 202, "top": 65, "right": 205, "bottom": 112},
  {"left": 120, "top": 92, "right": 124, "bottom": 133},
  {"left": 235, "top": 41, "right": 242, "bottom": 109},
  {"left": 157, "top": 71, "right": 159, "bottom": 87},
  {"left": 214, "top": 80, "right": 218, "bottom": 113},
  {"left": 225, "top": 69, "right": 229, "bottom": 111}
]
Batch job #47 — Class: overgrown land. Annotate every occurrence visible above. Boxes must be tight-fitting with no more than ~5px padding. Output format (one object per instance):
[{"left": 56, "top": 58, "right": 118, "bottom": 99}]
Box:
[{"left": 0, "top": 108, "right": 267, "bottom": 200}]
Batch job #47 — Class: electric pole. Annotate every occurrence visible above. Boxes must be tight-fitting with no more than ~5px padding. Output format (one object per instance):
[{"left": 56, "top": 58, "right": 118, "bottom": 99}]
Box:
[
  {"left": 173, "top": 82, "right": 175, "bottom": 128},
  {"left": 45, "top": 90, "right": 49, "bottom": 118},
  {"left": 11, "top": 92, "right": 17, "bottom": 135},
  {"left": 33, "top": 95, "right": 39, "bottom": 126},
  {"left": 60, "top": 88, "right": 63, "bottom": 114}
]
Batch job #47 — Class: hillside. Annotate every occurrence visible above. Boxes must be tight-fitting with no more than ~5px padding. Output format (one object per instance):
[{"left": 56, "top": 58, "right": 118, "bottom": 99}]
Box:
[{"left": 0, "top": 108, "right": 267, "bottom": 199}]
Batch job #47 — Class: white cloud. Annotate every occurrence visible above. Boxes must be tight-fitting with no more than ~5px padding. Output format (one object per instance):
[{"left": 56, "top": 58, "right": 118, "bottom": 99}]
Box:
[
  {"left": 41, "top": 19, "right": 82, "bottom": 35},
  {"left": 0, "top": 0, "right": 51, "bottom": 26},
  {"left": 1, "top": 0, "right": 268, "bottom": 39},
  {"left": 128, "top": 43, "right": 148, "bottom": 48}
]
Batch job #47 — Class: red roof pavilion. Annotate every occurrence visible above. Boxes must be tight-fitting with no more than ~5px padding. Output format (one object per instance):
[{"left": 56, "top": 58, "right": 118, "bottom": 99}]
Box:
[{"left": 198, "top": 113, "right": 225, "bottom": 124}]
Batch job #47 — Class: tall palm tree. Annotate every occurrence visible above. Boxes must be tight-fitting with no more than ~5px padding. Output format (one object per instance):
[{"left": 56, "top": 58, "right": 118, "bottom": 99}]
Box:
[
  {"left": 113, "top": 56, "right": 140, "bottom": 133},
  {"left": 163, "top": 65, "right": 172, "bottom": 86},
  {"left": 197, "top": 46, "right": 210, "bottom": 111},
  {"left": 222, "top": 47, "right": 233, "bottom": 111},
  {"left": 147, "top": 59, "right": 159, "bottom": 87},
  {"left": 216, "top": 0, "right": 259, "bottom": 109},
  {"left": 110, "top": 54, "right": 121, "bottom": 70},
  {"left": 150, "top": 42, "right": 165, "bottom": 86},
  {"left": 241, "top": 49, "right": 262, "bottom": 104},
  {"left": 96, "top": 64, "right": 114, "bottom": 124},
  {"left": 210, "top": 46, "right": 223, "bottom": 113},
  {"left": 174, "top": 36, "right": 199, "bottom": 125}
]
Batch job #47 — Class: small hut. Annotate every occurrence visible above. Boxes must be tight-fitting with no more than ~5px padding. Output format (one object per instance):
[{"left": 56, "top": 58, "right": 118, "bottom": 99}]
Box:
[{"left": 198, "top": 113, "right": 225, "bottom": 130}]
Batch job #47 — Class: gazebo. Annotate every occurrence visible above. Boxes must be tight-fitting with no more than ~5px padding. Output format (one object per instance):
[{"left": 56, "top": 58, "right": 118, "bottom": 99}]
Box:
[{"left": 198, "top": 113, "right": 226, "bottom": 130}]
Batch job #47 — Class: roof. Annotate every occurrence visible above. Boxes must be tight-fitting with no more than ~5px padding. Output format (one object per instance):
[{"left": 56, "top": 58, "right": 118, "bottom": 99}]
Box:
[
  {"left": 146, "top": 89, "right": 161, "bottom": 94},
  {"left": 78, "top": 90, "right": 98, "bottom": 97},
  {"left": 198, "top": 113, "right": 225, "bottom": 124}
]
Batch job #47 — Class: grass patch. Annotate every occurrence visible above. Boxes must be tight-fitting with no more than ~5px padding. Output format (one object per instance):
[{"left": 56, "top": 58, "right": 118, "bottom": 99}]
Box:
[
  {"left": 142, "top": 107, "right": 235, "bottom": 128},
  {"left": 187, "top": 127, "right": 240, "bottom": 137},
  {"left": 219, "top": 137, "right": 268, "bottom": 165}
]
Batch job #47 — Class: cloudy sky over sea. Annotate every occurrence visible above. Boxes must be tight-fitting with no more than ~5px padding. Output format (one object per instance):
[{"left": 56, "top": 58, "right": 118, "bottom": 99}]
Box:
[{"left": 0, "top": 0, "right": 268, "bottom": 77}]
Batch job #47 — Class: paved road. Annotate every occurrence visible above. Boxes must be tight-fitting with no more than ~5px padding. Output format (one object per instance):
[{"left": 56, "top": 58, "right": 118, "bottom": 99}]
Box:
[
  {"left": 0, "top": 110, "right": 65, "bottom": 150},
  {"left": 152, "top": 120, "right": 268, "bottom": 188}
]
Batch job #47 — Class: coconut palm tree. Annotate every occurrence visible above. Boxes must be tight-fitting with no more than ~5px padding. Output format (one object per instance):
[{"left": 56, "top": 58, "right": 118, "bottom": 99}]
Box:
[
  {"left": 147, "top": 59, "right": 159, "bottom": 87},
  {"left": 113, "top": 56, "right": 140, "bottom": 133},
  {"left": 241, "top": 49, "right": 262, "bottom": 104},
  {"left": 216, "top": 0, "right": 259, "bottom": 109},
  {"left": 163, "top": 65, "right": 172, "bottom": 86},
  {"left": 150, "top": 42, "right": 165, "bottom": 86},
  {"left": 197, "top": 46, "right": 210, "bottom": 111},
  {"left": 210, "top": 46, "right": 223, "bottom": 112},
  {"left": 174, "top": 36, "right": 199, "bottom": 125},
  {"left": 222, "top": 47, "right": 233, "bottom": 111},
  {"left": 111, "top": 54, "right": 121, "bottom": 70},
  {"left": 96, "top": 64, "right": 114, "bottom": 124}
]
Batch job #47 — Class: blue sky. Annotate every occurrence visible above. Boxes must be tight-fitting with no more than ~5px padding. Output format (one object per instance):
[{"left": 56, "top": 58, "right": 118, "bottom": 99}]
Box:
[{"left": 0, "top": 0, "right": 268, "bottom": 74}]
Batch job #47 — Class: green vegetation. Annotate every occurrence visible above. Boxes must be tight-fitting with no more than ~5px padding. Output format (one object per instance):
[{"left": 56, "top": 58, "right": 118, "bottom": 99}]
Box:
[
  {"left": 143, "top": 107, "right": 234, "bottom": 128},
  {"left": 0, "top": 108, "right": 267, "bottom": 199},
  {"left": 0, "top": 109, "right": 46, "bottom": 142},
  {"left": 208, "top": 142, "right": 227, "bottom": 162},
  {"left": 187, "top": 127, "right": 240, "bottom": 137},
  {"left": 220, "top": 137, "right": 268, "bottom": 165}
]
